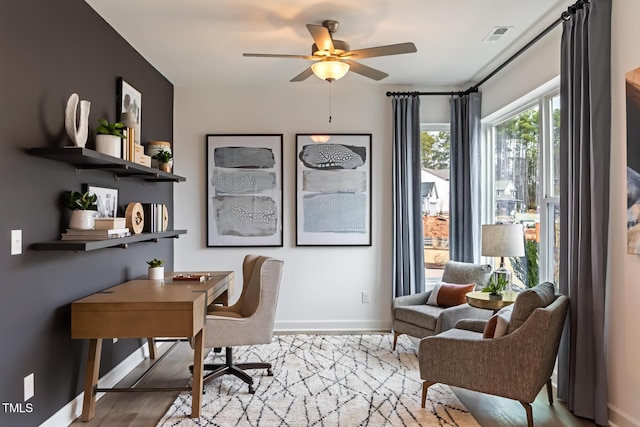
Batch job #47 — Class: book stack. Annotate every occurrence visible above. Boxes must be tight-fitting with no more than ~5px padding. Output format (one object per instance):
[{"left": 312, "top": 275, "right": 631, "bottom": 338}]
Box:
[
  {"left": 143, "top": 203, "right": 166, "bottom": 232},
  {"left": 61, "top": 228, "right": 131, "bottom": 241},
  {"left": 94, "top": 217, "right": 126, "bottom": 230}
]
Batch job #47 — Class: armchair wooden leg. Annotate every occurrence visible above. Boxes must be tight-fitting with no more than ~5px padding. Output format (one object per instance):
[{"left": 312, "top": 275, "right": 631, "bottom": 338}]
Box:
[
  {"left": 546, "top": 378, "right": 553, "bottom": 405},
  {"left": 421, "top": 381, "right": 435, "bottom": 408},
  {"left": 519, "top": 401, "right": 534, "bottom": 427},
  {"left": 392, "top": 332, "right": 401, "bottom": 350}
]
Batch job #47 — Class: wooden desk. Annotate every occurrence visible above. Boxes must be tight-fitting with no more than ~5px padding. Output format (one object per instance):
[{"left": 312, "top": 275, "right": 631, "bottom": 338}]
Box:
[
  {"left": 72, "top": 271, "right": 233, "bottom": 421},
  {"left": 466, "top": 290, "right": 517, "bottom": 312}
]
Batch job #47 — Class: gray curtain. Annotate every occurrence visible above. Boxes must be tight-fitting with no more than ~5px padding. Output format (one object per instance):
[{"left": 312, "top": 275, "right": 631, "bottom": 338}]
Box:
[
  {"left": 449, "top": 92, "right": 482, "bottom": 263},
  {"left": 557, "top": 0, "right": 611, "bottom": 425},
  {"left": 392, "top": 95, "right": 424, "bottom": 297}
]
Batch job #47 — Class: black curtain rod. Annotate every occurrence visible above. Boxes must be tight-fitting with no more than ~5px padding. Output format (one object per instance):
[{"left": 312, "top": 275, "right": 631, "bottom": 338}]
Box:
[{"left": 386, "top": 0, "right": 588, "bottom": 98}]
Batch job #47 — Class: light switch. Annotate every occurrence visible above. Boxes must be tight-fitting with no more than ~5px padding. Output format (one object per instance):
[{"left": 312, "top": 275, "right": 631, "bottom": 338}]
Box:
[{"left": 11, "top": 230, "right": 22, "bottom": 255}]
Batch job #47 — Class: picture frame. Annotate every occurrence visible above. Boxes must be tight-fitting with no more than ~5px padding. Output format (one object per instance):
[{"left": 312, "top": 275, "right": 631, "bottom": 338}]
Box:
[
  {"left": 117, "top": 77, "right": 141, "bottom": 146},
  {"left": 296, "top": 134, "right": 372, "bottom": 246},
  {"left": 85, "top": 184, "right": 118, "bottom": 219},
  {"left": 206, "top": 134, "right": 283, "bottom": 247}
]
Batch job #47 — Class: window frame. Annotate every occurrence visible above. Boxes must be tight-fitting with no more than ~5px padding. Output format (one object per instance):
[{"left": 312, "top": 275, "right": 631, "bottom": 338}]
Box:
[{"left": 481, "top": 80, "right": 560, "bottom": 285}]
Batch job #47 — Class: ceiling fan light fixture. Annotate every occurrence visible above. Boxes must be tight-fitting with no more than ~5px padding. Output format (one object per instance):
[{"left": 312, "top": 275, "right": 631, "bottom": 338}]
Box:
[
  {"left": 311, "top": 59, "right": 350, "bottom": 82},
  {"left": 310, "top": 135, "right": 331, "bottom": 143}
]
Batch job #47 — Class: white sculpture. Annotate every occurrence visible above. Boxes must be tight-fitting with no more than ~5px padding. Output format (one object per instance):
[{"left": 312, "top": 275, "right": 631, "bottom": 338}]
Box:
[{"left": 64, "top": 93, "right": 91, "bottom": 147}]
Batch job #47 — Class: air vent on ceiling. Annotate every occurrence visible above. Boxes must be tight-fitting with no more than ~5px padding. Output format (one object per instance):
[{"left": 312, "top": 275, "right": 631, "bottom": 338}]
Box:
[{"left": 483, "top": 26, "right": 513, "bottom": 43}]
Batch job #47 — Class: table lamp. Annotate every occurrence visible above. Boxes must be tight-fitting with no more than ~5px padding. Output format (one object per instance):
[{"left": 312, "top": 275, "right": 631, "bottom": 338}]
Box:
[{"left": 481, "top": 224, "right": 525, "bottom": 295}]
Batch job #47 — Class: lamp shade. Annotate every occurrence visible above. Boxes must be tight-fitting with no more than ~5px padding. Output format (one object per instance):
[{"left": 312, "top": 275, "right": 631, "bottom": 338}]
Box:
[
  {"left": 311, "top": 59, "right": 350, "bottom": 81},
  {"left": 481, "top": 224, "right": 525, "bottom": 257}
]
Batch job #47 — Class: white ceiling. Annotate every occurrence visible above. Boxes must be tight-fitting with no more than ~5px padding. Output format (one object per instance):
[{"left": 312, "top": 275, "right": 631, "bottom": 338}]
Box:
[{"left": 86, "top": 0, "right": 571, "bottom": 88}]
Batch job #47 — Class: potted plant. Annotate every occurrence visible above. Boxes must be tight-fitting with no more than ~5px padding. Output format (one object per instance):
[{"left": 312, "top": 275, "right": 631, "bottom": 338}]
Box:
[
  {"left": 63, "top": 190, "right": 98, "bottom": 230},
  {"left": 152, "top": 148, "right": 173, "bottom": 172},
  {"left": 147, "top": 258, "right": 165, "bottom": 280},
  {"left": 481, "top": 274, "right": 509, "bottom": 300},
  {"left": 95, "top": 118, "right": 126, "bottom": 158}
]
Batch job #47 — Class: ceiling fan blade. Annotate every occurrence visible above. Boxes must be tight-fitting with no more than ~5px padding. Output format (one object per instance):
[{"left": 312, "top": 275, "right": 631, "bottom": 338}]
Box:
[
  {"left": 290, "top": 67, "right": 315, "bottom": 82},
  {"left": 243, "top": 53, "right": 317, "bottom": 60},
  {"left": 344, "top": 61, "right": 389, "bottom": 81},
  {"left": 343, "top": 42, "right": 417, "bottom": 59},
  {"left": 306, "top": 24, "right": 334, "bottom": 53}
]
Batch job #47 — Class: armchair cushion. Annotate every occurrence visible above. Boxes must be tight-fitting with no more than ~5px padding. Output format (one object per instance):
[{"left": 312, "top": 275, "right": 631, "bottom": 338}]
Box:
[
  {"left": 427, "top": 282, "right": 476, "bottom": 307},
  {"left": 395, "top": 304, "right": 443, "bottom": 331},
  {"left": 507, "top": 282, "right": 556, "bottom": 334}
]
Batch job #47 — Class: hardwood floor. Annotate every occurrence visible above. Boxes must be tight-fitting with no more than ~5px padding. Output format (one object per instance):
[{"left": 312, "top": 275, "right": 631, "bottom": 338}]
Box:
[{"left": 72, "top": 340, "right": 599, "bottom": 427}]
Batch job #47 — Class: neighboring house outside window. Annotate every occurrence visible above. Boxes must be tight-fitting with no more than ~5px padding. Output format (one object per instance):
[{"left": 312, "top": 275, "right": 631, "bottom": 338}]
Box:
[{"left": 420, "top": 125, "right": 450, "bottom": 287}]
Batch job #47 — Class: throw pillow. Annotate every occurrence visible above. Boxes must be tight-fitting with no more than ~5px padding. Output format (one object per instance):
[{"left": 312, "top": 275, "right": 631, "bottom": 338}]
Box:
[
  {"left": 426, "top": 282, "right": 475, "bottom": 308},
  {"left": 482, "top": 305, "right": 513, "bottom": 338}
]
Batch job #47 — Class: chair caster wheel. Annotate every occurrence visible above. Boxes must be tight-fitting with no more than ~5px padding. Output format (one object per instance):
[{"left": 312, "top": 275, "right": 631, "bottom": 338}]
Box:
[
  {"left": 267, "top": 368, "right": 273, "bottom": 376},
  {"left": 248, "top": 385, "right": 255, "bottom": 394}
]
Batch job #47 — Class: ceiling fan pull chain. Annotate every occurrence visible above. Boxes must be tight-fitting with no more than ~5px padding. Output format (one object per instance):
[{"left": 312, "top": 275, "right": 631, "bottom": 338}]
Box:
[{"left": 329, "top": 81, "right": 332, "bottom": 123}]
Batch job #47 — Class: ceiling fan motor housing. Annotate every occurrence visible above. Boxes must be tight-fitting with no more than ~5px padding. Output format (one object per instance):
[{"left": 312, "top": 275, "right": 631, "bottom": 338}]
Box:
[{"left": 312, "top": 39, "right": 350, "bottom": 57}]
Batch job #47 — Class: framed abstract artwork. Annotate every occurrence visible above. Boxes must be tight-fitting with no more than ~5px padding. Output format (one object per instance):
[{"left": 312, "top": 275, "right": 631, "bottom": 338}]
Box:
[
  {"left": 295, "top": 134, "right": 372, "bottom": 246},
  {"left": 206, "top": 134, "right": 283, "bottom": 247}
]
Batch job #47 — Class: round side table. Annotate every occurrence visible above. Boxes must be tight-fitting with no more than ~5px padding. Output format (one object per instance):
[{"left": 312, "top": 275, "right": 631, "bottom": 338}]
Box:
[{"left": 466, "top": 291, "right": 517, "bottom": 313}]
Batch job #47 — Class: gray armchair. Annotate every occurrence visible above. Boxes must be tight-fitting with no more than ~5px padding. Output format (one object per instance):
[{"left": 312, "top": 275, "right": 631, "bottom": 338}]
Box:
[
  {"left": 391, "top": 261, "right": 493, "bottom": 350},
  {"left": 418, "top": 282, "right": 569, "bottom": 427}
]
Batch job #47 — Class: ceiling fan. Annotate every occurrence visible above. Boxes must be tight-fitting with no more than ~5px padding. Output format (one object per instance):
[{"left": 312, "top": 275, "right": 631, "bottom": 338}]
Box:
[{"left": 243, "top": 20, "right": 417, "bottom": 82}]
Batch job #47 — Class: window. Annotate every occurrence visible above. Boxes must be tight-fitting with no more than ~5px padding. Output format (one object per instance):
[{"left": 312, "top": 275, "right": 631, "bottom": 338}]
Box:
[
  {"left": 483, "top": 87, "right": 560, "bottom": 288},
  {"left": 420, "top": 125, "right": 450, "bottom": 286}
]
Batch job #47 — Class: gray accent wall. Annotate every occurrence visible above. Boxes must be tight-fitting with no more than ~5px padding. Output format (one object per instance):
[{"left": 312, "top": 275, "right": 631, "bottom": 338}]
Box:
[{"left": 0, "top": 1, "right": 175, "bottom": 425}]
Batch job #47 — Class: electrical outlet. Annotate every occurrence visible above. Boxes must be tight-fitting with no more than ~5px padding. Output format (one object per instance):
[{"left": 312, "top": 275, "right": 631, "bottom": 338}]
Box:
[
  {"left": 361, "top": 292, "right": 370, "bottom": 304},
  {"left": 24, "top": 373, "right": 34, "bottom": 401},
  {"left": 11, "top": 230, "right": 22, "bottom": 255}
]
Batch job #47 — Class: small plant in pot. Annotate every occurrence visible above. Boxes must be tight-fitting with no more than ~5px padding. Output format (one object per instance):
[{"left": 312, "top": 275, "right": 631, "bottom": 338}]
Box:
[
  {"left": 481, "top": 274, "right": 509, "bottom": 300},
  {"left": 147, "top": 258, "right": 165, "bottom": 280},
  {"left": 95, "top": 118, "right": 126, "bottom": 158},
  {"left": 152, "top": 149, "right": 173, "bottom": 173},
  {"left": 63, "top": 190, "right": 98, "bottom": 230}
]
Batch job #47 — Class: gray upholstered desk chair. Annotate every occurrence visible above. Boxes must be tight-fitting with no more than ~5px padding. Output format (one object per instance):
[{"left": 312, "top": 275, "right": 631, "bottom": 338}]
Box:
[
  {"left": 391, "top": 261, "right": 492, "bottom": 350},
  {"left": 194, "top": 254, "right": 283, "bottom": 393}
]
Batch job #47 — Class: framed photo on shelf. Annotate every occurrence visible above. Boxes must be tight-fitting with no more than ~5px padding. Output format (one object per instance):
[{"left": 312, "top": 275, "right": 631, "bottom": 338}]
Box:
[
  {"left": 295, "top": 134, "right": 372, "bottom": 246},
  {"left": 117, "top": 77, "right": 141, "bottom": 146},
  {"left": 85, "top": 184, "right": 118, "bottom": 219},
  {"left": 206, "top": 134, "right": 283, "bottom": 247}
]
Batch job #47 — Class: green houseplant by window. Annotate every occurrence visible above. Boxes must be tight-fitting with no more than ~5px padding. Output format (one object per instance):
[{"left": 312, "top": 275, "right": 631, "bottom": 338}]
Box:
[{"left": 63, "top": 190, "right": 98, "bottom": 230}]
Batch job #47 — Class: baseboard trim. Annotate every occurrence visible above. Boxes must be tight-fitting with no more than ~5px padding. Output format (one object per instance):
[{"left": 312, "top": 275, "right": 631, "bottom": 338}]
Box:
[
  {"left": 40, "top": 341, "right": 164, "bottom": 427},
  {"left": 608, "top": 403, "right": 640, "bottom": 427}
]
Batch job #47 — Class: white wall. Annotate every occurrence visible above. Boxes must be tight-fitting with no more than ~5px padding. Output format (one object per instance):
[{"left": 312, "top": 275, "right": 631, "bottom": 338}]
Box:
[
  {"left": 608, "top": 1, "right": 640, "bottom": 425},
  {"left": 481, "top": 2, "right": 640, "bottom": 425},
  {"left": 173, "top": 81, "right": 449, "bottom": 332}
]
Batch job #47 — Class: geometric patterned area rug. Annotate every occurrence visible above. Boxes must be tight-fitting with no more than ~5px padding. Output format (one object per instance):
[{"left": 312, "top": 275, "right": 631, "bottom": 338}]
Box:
[{"left": 157, "top": 334, "right": 480, "bottom": 427}]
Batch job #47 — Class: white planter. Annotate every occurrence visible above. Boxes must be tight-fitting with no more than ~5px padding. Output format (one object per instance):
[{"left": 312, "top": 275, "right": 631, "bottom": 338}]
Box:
[
  {"left": 148, "top": 266, "right": 164, "bottom": 280},
  {"left": 69, "top": 210, "right": 95, "bottom": 230},
  {"left": 95, "top": 134, "right": 122, "bottom": 158}
]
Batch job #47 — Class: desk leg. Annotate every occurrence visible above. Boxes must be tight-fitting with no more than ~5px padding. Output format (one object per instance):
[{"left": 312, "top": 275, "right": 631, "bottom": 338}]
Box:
[
  {"left": 147, "top": 338, "right": 157, "bottom": 359},
  {"left": 81, "top": 338, "right": 102, "bottom": 422},
  {"left": 191, "top": 330, "right": 204, "bottom": 419}
]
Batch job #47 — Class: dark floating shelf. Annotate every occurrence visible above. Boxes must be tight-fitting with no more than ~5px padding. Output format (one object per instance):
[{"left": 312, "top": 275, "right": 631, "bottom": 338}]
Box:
[
  {"left": 29, "top": 147, "right": 185, "bottom": 182},
  {"left": 31, "top": 230, "right": 187, "bottom": 252}
]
